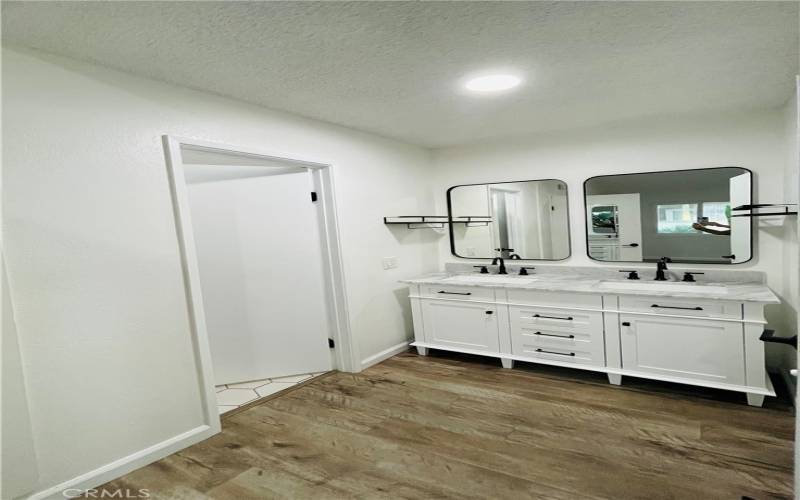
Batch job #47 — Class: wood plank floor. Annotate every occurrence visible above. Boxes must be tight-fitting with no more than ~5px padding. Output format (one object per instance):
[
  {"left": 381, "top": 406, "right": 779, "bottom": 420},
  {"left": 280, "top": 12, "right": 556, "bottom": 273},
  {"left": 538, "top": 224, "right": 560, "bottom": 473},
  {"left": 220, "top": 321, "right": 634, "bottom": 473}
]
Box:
[{"left": 96, "top": 351, "right": 795, "bottom": 499}]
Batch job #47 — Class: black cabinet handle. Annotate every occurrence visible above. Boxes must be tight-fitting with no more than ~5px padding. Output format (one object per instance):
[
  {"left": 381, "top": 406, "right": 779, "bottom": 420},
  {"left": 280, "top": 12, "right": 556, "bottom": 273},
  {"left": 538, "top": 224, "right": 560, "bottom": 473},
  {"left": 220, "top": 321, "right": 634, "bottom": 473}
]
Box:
[
  {"left": 533, "top": 313, "right": 574, "bottom": 321},
  {"left": 622, "top": 243, "right": 639, "bottom": 247},
  {"left": 535, "top": 348, "right": 575, "bottom": 357},
  {"left": 651, "top": 304, "right": 703, "bottom": 311},
  {"left": 534, "top": 331, "right": 575, "bottom": 339},
  {"left": 621, "top": 322, "right": 631, "bottom": 326},
  {"left": 485, "top": 310, "right": 494, "bottom": 315},
  {"left": 438, "top": 291, "right": 472, "bottom": 296}
]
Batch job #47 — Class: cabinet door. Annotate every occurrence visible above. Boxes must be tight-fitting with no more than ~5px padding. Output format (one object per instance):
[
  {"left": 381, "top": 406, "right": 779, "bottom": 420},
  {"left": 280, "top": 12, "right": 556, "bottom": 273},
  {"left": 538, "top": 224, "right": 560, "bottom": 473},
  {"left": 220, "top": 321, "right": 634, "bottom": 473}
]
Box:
[
  {"left": 421, "top": 299, "right": 500, "bottom": 352},
  {"left": 620, "top": 315, "right": 745, "bottom": 385}
]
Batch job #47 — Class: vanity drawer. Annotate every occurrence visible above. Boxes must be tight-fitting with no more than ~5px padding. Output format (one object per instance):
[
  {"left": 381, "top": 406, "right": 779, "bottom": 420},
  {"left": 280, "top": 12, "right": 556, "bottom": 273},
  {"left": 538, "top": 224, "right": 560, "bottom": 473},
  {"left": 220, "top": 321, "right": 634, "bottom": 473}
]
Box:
[
  {"left": 618, "top": 296, "right": 742, "bottom": 320},
  {"left": 509, "top": 305, "right": 604, "bottom": 366},
  {"left": 509, "top": 305, "right": 604, "bottom": 335},
  {"left": 510, "top": 325, "right": 605, "bottom": 367},
  {"left": 420, "top": 284, "right": 495, "bottom": 302},
  {"left": 506, "top": 290, "right": 602, "bottom": 309}
]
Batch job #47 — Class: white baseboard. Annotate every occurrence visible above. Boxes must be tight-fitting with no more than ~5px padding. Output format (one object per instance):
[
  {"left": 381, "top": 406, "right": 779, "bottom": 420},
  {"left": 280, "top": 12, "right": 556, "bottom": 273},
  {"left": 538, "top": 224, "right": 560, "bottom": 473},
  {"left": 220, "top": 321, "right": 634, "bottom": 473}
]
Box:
[
  {"left": 360, "top": 341, "right": 410, "bottom": 370},
  {"left": 29, "top": 424, "right": 218, "bottom": 500}
]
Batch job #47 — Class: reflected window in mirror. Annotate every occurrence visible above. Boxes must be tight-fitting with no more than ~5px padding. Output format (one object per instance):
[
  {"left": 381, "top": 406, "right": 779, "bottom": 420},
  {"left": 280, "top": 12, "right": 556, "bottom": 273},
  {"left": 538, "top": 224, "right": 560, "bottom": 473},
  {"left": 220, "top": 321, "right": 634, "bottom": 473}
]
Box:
[
  {"left": 447, "top": 179, "right": 571, "bottom": 260},
  {"left": 584, "top": 167, "right": 752, "bottom": 264}
]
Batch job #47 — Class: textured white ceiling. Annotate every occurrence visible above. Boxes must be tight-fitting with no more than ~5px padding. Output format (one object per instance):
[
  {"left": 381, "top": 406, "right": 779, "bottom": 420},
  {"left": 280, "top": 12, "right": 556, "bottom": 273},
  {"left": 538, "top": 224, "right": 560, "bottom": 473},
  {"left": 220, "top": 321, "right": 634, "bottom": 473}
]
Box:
[{"left": 3, "top": 1, "right": 798, "bottom": 147}]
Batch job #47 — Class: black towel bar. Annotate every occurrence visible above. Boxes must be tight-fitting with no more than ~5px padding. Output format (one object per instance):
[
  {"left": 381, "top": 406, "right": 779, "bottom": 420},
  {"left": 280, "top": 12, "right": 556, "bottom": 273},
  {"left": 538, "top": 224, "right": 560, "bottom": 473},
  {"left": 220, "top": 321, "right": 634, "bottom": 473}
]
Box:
[{"left": 760, "top": 329, "right": 797, "bottom": 349}]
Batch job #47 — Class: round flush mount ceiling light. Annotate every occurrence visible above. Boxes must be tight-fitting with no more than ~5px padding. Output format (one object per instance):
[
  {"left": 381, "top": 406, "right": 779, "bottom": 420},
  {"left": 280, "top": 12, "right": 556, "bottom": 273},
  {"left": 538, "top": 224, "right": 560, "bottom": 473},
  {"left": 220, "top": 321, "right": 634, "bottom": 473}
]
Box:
[{"left": 463, "top": 73, "right": 523, "bottom": 93}]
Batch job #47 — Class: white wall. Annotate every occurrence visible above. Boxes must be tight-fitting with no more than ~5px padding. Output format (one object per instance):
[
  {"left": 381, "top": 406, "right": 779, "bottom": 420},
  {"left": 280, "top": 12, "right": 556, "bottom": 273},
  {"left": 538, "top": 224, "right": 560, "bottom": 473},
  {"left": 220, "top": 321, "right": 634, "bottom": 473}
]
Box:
[
  {"left": 2, "top": 47, "right": 438, "bottom": 496},
  {"left": 432, "top": 108, "right": 796, "bottom": 369},
  {"left": 2, "top": 260, "right": 40, "bottom": 499}
]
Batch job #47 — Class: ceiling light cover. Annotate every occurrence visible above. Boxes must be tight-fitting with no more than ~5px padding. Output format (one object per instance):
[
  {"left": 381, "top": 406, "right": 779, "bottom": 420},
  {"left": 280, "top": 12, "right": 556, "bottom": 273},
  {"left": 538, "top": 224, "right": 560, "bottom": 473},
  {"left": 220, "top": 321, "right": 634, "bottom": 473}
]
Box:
[{"left": 464, "top": 74, "right": 522, "bottom": 93}]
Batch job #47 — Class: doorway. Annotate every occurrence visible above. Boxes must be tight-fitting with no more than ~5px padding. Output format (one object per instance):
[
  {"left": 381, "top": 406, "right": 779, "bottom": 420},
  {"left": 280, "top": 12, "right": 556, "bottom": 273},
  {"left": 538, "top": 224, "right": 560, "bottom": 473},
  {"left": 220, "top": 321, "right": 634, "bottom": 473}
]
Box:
[{"left": 163, "top": 136, "right": 355, "bottom": 421}]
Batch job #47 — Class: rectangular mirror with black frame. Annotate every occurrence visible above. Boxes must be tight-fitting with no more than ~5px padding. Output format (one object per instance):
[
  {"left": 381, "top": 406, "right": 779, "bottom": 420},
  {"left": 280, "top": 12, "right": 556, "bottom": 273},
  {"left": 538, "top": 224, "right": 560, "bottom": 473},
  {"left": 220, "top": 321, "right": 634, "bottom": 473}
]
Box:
[
  {"left": 584, "top": 167, "right": 752, "bottom": 264},
  {"left": 447, "top": 179, "right": 570, "bottom": 260}
]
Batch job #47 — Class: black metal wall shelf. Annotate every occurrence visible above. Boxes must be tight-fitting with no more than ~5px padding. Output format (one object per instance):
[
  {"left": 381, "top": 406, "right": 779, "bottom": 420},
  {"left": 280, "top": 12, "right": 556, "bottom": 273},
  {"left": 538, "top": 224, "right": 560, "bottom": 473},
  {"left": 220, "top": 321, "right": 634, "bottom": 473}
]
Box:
[
  {"left": 383, "top": 215, "right": 493, "bottom": 229},
  {"left": 731, "top": 204, "right": 797, "bottom": 218},
  {"left": 451, "top": 216, "right": 493, "bottom": 227},
  {"left": 384, "top": 216, "right": 448, "bottom": 229}
]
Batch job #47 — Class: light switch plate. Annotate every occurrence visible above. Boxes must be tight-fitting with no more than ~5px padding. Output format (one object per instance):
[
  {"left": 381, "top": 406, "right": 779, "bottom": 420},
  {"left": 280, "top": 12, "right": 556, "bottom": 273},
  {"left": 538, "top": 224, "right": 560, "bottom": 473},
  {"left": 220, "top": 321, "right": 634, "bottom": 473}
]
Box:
[{"left": 382, "top": 256, "right": 398, "bottom": 270}]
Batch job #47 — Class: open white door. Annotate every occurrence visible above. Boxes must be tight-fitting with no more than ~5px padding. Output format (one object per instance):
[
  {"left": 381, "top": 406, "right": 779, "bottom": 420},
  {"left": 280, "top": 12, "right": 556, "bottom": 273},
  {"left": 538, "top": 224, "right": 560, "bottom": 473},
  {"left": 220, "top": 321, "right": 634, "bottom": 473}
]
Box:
[
  {"left": 186, "top": 165, "right": 333, "bottom": 384},
  {"left": 729, "top": 173, "right": 752, "bottom": 264}
]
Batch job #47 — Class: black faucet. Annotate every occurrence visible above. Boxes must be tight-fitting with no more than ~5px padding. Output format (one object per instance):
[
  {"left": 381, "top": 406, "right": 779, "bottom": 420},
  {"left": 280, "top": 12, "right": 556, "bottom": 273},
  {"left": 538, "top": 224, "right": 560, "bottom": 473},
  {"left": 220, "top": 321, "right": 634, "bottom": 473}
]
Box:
[
  {"left": 654, "top": 257, "right": 671, "bottom": 281},
  {"left": 491, "top": 257, "right": 507, "bottom": 275}
]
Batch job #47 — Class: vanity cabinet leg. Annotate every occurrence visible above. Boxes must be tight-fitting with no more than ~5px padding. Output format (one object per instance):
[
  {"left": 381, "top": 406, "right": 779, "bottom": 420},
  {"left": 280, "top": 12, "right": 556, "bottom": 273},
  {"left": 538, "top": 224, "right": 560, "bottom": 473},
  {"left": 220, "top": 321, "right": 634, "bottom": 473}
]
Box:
[
  {"left": 607, "top": 374, "right": 622, "bottom": 386},
  {"left": 746, "top": 393, "right": 765, "bottom": 407},
  {"left": 416, "top": 346, "right": 428, "bottom": 357},
  {"left": 501, "top": 358, "right": 514, "bottom": 369}
]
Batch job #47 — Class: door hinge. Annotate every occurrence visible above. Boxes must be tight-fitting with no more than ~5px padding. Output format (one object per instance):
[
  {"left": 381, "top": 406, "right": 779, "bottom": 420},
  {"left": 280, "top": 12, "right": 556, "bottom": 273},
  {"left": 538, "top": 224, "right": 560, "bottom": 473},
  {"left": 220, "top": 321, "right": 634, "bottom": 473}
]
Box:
[
  {"left": 311, "top": 191, "right": 318, "bottom": 202},
  {"left": 328, "top": 338, "right": 335, "bottom": 348}
]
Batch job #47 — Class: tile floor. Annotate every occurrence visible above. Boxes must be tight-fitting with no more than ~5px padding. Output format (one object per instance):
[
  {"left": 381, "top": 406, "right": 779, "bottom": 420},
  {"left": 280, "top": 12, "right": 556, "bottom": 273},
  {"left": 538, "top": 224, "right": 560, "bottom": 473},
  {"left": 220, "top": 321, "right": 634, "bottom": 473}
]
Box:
[{"left": 215, "top": 372, "right": 327, "bottom": 414}]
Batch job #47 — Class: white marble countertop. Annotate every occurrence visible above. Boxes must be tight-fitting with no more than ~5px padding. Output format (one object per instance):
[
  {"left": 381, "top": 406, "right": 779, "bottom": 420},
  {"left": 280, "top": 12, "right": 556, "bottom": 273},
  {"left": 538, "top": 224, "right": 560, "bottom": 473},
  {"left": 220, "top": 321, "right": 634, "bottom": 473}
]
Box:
[{"left": 401, "top": 272, "right": 780, "bottom": 303}]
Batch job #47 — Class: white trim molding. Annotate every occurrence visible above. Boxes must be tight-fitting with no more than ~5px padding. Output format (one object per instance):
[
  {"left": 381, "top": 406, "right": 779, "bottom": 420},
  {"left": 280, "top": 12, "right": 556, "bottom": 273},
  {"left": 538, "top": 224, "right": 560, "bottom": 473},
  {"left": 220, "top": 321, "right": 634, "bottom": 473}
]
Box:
[
  {"left": 361, "top": 341, "right": 411, "bottom": 370},
  {"left": 29, "top": 426, "right": 215, "bottom": 500}
]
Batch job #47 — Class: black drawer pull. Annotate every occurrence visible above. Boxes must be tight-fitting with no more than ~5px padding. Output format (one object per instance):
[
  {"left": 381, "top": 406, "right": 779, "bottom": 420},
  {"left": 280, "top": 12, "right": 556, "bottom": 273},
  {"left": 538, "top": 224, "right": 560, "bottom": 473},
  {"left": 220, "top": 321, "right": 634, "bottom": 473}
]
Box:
[
  {"left": 438, "top": 291, "right": 472, "bottom": 296},
  {"left": 535, "top": 348, "right": 575, "bottom": 357},
  {"left": 533, "top": 313, "right": 574, "bottom": 321},
  {"left": 534, "top": 331, "right": 575, "bottom": 339},
  {"left": 651, "top": 304, "right": 703, "bottom": 311},
  {"left": 621, "top": 322, "right": 631, "bottom": 327}
]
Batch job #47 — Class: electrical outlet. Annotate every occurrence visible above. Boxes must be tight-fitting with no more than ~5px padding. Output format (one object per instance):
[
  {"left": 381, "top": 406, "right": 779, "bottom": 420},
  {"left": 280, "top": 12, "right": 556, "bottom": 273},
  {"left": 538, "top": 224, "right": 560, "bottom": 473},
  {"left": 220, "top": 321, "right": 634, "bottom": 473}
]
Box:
[{"left": 382, "top": 256, "right": 398, "bottom": 270}]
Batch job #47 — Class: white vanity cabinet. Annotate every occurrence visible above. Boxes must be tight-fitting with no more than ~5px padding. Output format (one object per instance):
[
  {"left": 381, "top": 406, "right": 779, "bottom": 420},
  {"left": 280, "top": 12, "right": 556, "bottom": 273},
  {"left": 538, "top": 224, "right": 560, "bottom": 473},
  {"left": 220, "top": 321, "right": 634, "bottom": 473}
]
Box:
[{"left": 406, "top": 280, "right": 775, "bottom": 407}]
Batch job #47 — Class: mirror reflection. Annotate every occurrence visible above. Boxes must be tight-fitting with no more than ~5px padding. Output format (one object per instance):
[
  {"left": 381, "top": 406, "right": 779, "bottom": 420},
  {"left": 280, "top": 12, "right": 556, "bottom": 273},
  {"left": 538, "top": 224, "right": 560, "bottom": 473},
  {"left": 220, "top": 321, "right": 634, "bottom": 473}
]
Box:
[
  {"left": 448, "top": 180, "right": 570, "bottom": 260},
  {"left": 584, "top": 167, "right": 752, "bottom": 264}
]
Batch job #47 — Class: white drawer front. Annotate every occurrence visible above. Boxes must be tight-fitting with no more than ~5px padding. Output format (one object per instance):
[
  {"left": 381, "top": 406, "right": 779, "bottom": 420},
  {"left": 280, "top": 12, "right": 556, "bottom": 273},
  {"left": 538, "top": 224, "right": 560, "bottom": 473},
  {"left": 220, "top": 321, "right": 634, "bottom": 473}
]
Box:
[
  {"left": 509, "top": 306, "right": 605, "bottom": 366},
  {"left": 506, "top": 289, "right": 602, "bottom": 309},
  {"left": 420, "top": 284, "right": 494, "bottom": 302},
  {"left": 618, "top": 296, "right": 741, "bottom": 320},
  {"left": 510, "top": 306, "right": 603, "bottom": 334}
]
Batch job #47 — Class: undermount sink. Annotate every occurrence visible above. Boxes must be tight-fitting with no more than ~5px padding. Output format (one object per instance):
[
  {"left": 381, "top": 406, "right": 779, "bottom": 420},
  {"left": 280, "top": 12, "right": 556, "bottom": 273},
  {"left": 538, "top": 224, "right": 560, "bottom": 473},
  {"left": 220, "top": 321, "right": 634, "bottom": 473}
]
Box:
[
  {"left": 443, "top": 275, "right": 537, "bottom": 285},
  {"left": 597, "top": 280, "right": 728, "bottom": 294}
]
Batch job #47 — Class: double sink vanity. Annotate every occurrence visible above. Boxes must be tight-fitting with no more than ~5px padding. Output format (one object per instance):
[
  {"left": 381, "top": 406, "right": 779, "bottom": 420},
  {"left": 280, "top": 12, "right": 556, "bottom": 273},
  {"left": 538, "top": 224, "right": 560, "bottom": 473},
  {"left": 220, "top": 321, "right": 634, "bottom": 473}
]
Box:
[
  {"left": 399, "top": 166, "right": 787, "bottom": 406},
  {"left": 404, "top": 264, "right": 778, "bottom": 406}
]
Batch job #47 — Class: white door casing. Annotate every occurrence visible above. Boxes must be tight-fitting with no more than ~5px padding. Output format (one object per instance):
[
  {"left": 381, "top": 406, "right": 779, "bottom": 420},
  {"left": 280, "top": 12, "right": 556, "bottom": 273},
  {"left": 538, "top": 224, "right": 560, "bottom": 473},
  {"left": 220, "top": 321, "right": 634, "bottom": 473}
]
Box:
[{"left": 150, "top": 136, "right": 356, "bottom": 493}]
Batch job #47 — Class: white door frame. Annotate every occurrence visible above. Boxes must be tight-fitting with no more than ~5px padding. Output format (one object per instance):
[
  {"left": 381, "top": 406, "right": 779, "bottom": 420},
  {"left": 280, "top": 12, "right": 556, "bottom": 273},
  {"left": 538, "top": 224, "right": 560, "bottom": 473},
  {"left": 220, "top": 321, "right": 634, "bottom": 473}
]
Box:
[{"left": 162, "top": 135, "right": 357, "bottom": 429}]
